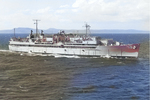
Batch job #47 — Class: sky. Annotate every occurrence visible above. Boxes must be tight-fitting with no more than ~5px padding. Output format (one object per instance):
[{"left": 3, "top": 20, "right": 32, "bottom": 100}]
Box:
[{"left": 0, "top": 0, "right": 149, "bottom": 31}]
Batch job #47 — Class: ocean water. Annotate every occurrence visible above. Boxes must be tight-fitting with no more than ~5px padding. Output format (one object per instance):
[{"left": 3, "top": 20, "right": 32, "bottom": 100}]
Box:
[{"left": 0, "top": 33, "right": 149, "bottom": 100}]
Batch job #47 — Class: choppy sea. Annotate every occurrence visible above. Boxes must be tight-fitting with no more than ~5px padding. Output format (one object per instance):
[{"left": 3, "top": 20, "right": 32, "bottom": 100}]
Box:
[{"left": 0, "top": 33, "right": 149, "bottom": 100}]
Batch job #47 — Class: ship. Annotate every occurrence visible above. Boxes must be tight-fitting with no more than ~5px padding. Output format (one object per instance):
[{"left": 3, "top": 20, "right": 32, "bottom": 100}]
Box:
[{"left": 9, "top": 20, "right": 140, "bottom": 58}]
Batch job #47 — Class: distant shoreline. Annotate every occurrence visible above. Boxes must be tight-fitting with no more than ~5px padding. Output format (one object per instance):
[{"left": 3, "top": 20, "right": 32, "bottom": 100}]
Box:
[
  {"left": 0, "top": 32, "right": 149, "bottom": 34},
  {"left": 0, "top": 28, "right": 149, "bottom": 34}
]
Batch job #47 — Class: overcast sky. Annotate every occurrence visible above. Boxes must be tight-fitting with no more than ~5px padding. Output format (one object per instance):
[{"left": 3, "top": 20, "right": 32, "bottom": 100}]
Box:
[{"left": 0, "top": 0, "right": 149, "bottom": 30}]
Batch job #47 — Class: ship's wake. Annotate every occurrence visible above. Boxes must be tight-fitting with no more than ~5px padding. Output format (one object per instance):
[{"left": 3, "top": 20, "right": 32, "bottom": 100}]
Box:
[{"left": 0, "top": 50, "right": 128, "bottom": 59}]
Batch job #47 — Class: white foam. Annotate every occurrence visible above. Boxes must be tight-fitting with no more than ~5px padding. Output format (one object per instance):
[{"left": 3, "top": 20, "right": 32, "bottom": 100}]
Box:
[
  {"left": 0, "top": 50, "right": 10, "bottom": 52},
  {"left": 54, "top": 54, "right": 80, "bottom": 58},
  {"left": 102, "top": 54, "right": 111, "bottom": 58}
]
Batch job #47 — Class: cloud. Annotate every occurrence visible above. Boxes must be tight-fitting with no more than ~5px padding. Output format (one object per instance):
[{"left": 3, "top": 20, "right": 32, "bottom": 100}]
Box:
[
  {"left": 0, "top": 0, "right": 149, "bottom": 30},
  {"left": 72, "top": 0, "right": 86, "bottom": 8},
  {"left": 72, "top": 0, "right": 149, "bottom": 22},
  {"left": 37, "top": 7, "right": 51, "bottom": 13},
  {"left": 56, "top": 9, "right": 66, "bottom": 14},
  {"left": 60, "top": 4, "right": 69, "bottom": 8},
  {"left": 72, "top": 9, "right": 78, "bottom": 12}
]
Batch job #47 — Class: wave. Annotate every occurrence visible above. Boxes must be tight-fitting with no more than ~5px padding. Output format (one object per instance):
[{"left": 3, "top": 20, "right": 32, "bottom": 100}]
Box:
[{"left": 138, "top": 41, "right": 149, "bottom": 59}]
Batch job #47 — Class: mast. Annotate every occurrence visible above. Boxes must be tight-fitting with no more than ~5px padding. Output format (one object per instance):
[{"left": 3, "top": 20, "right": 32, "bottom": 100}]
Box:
[
  {"left": 14, "top": 28, "right": 16, "bottom": 37},
  {"left": 84, "top": 23, "right": 90, "bottom": 36},
  {"left": 33, "top": 19, "right": 40, "bottom": 37}
]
